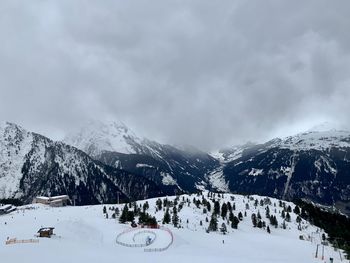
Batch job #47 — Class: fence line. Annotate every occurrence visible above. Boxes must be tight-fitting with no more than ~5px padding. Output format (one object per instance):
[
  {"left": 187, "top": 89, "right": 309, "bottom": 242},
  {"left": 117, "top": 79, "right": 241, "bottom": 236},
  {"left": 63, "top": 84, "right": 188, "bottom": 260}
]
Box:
[
  {"left": 115, "top": 225, "right": 174, "bottom": 252},
  {"left": 116, "top": 228, "right": 157, "bottom": 248},
  {"left": 5, "top": 238, "right": 39, "bottom": 245},
  {"left": 144, "top": 227, "right": 173, "bottom": 252}
]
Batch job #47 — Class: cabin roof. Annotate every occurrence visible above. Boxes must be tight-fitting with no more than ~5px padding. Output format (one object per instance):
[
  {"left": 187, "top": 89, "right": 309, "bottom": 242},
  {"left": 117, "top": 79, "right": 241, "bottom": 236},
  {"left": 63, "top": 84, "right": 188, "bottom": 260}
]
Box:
[{"left": 38, "top": 227, "right": 55, "bottom": 233}]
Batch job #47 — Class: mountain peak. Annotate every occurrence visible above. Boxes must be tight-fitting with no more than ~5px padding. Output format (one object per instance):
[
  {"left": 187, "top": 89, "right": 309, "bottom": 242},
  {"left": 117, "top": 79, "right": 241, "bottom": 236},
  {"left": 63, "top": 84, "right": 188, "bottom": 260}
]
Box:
[
  {"left": 307, "top": 122, "right": 349, "bottom": 133},
  {"left": 64, "top": 119, "right": 142, "bottom": 156}
]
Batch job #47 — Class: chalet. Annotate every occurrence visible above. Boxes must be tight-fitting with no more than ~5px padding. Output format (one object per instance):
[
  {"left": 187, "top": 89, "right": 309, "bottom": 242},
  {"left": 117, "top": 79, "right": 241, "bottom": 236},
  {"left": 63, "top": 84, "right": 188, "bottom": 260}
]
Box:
[
  {"left": 37, "top": 227, "right": 55, "bottom": 238},
  {"left": 0, "top": 204, "right": 17, "bottom": 215},
  {"left": 33, "top": 195, "right": 70, "bottom": 207}
]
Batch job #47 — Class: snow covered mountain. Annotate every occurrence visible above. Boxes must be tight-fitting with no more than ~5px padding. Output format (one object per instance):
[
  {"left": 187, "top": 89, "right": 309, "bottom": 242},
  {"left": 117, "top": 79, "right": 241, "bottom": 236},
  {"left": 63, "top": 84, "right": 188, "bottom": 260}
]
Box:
[
  {"left": 217, "top": 129, "right": 350, "bottom": 215},
  {"left": 64, "top": 120, "right": 147, "bottom": 157},
  {"left": 0, "top": 122, "right": 164, "bottom": 204},
  {"left": 65, "top": 120, "right": 220, "bottom": 193}
]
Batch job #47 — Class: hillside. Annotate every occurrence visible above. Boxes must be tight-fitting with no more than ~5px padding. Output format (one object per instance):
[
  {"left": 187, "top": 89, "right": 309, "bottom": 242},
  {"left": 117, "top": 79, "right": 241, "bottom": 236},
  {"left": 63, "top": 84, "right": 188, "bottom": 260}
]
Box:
[{"left": 0, "top": 192, "right": 346, "bottom": 263}]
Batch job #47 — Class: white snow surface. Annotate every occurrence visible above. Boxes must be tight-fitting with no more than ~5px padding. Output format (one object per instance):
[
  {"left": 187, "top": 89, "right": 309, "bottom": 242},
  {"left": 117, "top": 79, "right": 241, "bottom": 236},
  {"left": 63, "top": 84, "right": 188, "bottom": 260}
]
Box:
[
  {"left": 161, "top": 172, "right": 177, "bottom": 186},
  {"left": 248, "top": 168, "right": 264, "bottom": 176},
  {"left": 206, "top": 168, "right": 229, "bottom": 192},
  {"left": 0, "top": 192, "right": 345, "bottom": 263}
]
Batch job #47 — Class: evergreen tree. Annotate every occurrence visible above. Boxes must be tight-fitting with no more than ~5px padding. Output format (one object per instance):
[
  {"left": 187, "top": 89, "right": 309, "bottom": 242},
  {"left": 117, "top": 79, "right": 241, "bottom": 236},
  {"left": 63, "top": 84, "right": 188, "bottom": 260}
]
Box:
[
  {"left": 221, "top": 203, "right": 228, "bottom": 219},
  {"left": 163, "top": 208, "right": 171, "bottom": 224},
  {"left": 220, "top": 223, "right": 227, "bottom": 235},
  {"left": 267, "top": 226, "right": 271, "bottom": 234},
  {"left": 281, "top": 210, "right": 286, "bottom": 218},
  {"left": 285, "top": 212, "right": 291, "bottom": 222},
  {"left": 156, "top": 198, "right": 162, "bottom": 211},
  {"left": 293, "top": 205, "right": 300, "bottom": 215},
  {"left": 227, "top": 202, "right": 232, "bottom": 212},
  {"left": 296, "top": 215, "right": 302, "bottom": 223},
  {"left": 282, "top": 220, "right": 287, "bottom": 229},
  {"left": 206, "top": 201, "right": 211, "bottom": 212},
  {"left": 143, "top": 201, "right": 149, "bottom": 212},
  {"left": 119, "top": 204, "right": 128, "bottom": 223},
  {"left": 127, "top": 211, "right": 135, "bottom": 222},
  {"left": 208, "top": 214, "right": 218, "bottom": 232},
  {"left": 172, "top": 206, "right": 179, "bottom": 227},
  {"left": 115, "top": 207, "right": 120, "bottom": 216},
  {"left": 163, "top": 198, "right": 168, "bottom": 208},
  {"left": 214, "top": 201, "right": 220, "bottom": 215},
  {"left": 103, "top": 206, "right": 107, "bottom": 214},
  {"left": 231, "top": 216, "right": 239, "bottom": 229},
  {"left": 265, "top": 206, "right": 270, "bottom": 218},
  {"left": 254, "top": 199, "right": 258, "bottom": 207},
  {"left": 257, "top": 210, "right": 261, "bottom": 220},
  {"left": 229, "top": 211, "right": 234, "bottom": 222},
  {"left": 251, "top": 213, "right": 257, "bottom": 227},
  {"left": 238, "top": 212, "right": 243, "bottom": 221},
  {"left": 274, "top": 216, "right": 278, "bottom": 228},
  {"left": 132, "top": 202, "right": 138, "bottom": 216},
  {"left": 257, "top": 220, "right": 263, "bottom": 228}
]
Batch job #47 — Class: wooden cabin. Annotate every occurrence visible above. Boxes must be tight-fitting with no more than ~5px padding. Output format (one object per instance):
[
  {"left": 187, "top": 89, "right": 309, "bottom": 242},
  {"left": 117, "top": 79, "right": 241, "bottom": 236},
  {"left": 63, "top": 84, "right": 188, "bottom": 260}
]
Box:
[{"left": 37, "top": 227, "right": 55, "bottom": 238}]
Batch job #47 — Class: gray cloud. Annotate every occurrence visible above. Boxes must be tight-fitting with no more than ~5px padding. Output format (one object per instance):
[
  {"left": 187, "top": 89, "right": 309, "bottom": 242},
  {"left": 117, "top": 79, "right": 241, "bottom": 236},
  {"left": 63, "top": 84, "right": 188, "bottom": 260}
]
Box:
[{"left": 1, "top": 0, "right": 350, "bottom": 150}]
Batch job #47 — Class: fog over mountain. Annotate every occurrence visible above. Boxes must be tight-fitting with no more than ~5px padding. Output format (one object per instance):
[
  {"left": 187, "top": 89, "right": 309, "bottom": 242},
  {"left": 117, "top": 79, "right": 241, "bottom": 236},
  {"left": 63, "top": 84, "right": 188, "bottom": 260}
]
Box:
[{"left": 1, "top": 0, "right": 350, "bottom": 150}]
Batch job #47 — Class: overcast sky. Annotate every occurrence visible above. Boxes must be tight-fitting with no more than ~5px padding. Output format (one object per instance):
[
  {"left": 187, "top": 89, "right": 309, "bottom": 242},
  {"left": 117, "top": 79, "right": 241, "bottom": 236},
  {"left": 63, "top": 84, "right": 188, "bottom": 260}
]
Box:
[{"left": 1, "top": 0, "right": 350, "bottom": 150}]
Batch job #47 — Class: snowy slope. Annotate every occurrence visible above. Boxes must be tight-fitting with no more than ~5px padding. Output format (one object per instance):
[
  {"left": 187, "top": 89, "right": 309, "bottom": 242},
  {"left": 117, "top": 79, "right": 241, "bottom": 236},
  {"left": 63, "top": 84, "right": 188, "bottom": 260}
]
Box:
[{"left": 0, "top": 192, "right": 345, "bottom": 263}]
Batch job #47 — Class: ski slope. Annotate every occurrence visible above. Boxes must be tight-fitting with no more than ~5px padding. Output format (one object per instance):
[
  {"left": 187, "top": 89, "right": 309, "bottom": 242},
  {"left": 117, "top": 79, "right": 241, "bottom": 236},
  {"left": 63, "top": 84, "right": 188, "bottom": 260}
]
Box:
[{"left": 0, "top": 193, "right": 346, "bottom": 263}]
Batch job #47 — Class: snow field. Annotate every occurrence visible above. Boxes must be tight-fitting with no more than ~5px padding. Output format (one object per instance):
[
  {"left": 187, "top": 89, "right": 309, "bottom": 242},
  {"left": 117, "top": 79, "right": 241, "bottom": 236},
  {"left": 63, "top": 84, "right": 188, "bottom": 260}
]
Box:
[{"left": 0, "top": 192, "right": 347, "bottom": 263}]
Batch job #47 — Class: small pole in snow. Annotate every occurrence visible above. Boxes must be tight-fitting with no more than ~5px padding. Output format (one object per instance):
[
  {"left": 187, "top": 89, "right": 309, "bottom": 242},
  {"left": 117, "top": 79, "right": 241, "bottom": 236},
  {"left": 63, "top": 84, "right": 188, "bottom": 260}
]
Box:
[
  {"left": 73, "top": 194, "right": 77, "bottom": 206},
  {"left": 117, "top": 192, "right": 120, "bottom": 205},
  {"left": 315, "top": 244, "right": 319, "bottom": 258},
  {"left": 321, "top": 245, "right": 324, "bottom": 260}
]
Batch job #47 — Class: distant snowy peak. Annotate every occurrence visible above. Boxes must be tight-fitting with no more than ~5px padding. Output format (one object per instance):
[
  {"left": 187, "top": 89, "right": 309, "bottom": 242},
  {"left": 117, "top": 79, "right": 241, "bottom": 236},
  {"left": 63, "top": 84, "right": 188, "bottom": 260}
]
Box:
[
  {"left": 272, "top": 130, "right": 350, "bottom": 151},
  {"left": 64, "top": 120, "right": 145, "bottom": 157},
  {"left": 307, "top": 122, "right": 348, "bottom": 133}
]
